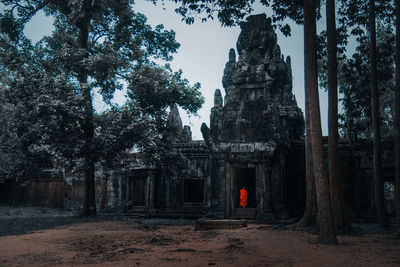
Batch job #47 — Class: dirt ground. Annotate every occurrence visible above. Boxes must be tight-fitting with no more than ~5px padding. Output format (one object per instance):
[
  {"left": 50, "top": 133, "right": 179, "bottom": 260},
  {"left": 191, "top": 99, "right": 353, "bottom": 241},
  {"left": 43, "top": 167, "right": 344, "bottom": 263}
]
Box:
[{"left": 0, "top": 214, "right": 400, "bottom": 267}]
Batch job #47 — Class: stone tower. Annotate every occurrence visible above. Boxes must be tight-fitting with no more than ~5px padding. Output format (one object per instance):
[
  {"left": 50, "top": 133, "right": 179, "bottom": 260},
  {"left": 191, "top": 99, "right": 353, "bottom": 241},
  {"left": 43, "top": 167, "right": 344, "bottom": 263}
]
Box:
[
  {"left": 202, "top": 14, "right": 304, "bottom": 220},
  {"left": 207, "top": 14, "right": 303, "bottom": 145}
]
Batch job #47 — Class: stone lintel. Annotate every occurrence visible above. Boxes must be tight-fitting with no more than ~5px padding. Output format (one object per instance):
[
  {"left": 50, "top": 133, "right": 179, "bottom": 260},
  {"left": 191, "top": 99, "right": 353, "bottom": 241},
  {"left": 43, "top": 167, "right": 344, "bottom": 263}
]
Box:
[{"left": 216, "top": 142, "right": 277, "bottom": 155}]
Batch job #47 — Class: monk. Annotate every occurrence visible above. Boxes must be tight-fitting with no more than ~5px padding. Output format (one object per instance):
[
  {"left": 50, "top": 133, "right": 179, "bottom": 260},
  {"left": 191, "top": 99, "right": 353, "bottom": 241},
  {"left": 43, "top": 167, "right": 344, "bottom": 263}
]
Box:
[{"left": 240, "top": 186, "right": 248, "bottom": 208}]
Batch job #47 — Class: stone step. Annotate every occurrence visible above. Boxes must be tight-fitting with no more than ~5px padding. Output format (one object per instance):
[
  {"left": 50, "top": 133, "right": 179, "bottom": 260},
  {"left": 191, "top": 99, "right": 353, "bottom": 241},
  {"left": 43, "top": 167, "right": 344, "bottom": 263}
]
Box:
[
  {"left": 231, "top": 208, "right": 256, "bottom": 219},
  {"left": 195, "top": 219, "right": 247, "bottom": 230}
]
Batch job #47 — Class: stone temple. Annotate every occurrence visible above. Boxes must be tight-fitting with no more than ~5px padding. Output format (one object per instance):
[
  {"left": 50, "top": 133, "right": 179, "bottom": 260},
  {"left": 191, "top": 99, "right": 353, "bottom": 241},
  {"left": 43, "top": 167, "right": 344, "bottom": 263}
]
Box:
[
  {"left": 1, "top": 14, "right": 396, "bottom": 221},
  {"left": 103, "top": 14, "right": 305, "bottom": 220}
]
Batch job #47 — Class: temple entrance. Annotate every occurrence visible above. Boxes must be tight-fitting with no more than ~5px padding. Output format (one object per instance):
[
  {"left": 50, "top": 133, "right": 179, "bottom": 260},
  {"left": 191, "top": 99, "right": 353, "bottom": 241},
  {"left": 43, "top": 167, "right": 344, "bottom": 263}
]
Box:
[
  {"left": 183, "top": 179, "right": 204, "bottom": 203},
  {"left": 131, "top": 177, "right": 146, "bottom": 206},
  {"left": 236, "top": 168, "right": 256, "bottom": 208}
]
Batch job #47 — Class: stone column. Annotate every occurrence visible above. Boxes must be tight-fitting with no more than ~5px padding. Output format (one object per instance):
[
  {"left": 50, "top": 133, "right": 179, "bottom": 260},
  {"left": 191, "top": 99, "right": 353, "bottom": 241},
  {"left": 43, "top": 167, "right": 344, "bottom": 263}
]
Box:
[
  {"left": 226, "top": 162, "right": 233, "bottom": 218},
  {"left": 148, "top": 171, "right": 155, "bottom": 213},
  {"left": 257, "top": 163, "right": 264, "bottom": 216},
  {"left": 107, "top": 170, "right": 117, "bottom": 209},
  {"left": 118, "top": 174, "right": 123, "bottom": 207},
  {"left": 206, "top": 172, "right": 212, "bottom": 207},
  {"left": 278, "top": 153, "right": 287, "bottom": 213},
  {"left": 217, "top": 159, "right": 226, "bottom": 217},
  {"left": 126, "top": 175, "right": 130, "bottom": 203},
  {"left": 262, "top": 160, "right": 274, "bottom": 221},
  {"left": 123, "top": 172, "right": 129, "bottom": 212}
]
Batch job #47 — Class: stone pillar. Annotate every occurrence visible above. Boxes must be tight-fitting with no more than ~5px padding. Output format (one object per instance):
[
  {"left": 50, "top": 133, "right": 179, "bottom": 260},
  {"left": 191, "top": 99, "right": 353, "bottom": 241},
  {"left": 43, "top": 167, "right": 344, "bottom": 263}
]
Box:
[
  {"left": 223, "top": 162, "right": 231, "bottom": 218},
  {"left": 226, "top": 162, "right": 234, "bottom": 218},
  {"left": 123, "top": 172, "right": 129, "bottom": 212},
  {"left": 216, "top": 159, "right": 226, "bottom": 218},
  {"left": 206, "top": 173, "right": 211, "bottom": 207},
  {"left": 107, "top": 170, "right": 117, "bottom": 209},
  {"left": 148, "top": 171, "right": 155, "bottom": 213},
  {"left": 278, "top": 153, "right": 287, "bottom": 214},
  {"left": 262, "top": 160, "right": 275, "bottom": 221},
  {"left": 257, "top": 163, "right": 264, "bottom": 215},
  {"left": 126, "top": 176, "right": 130, "bottom": 203},
  {"left": 118, "top": 174, "right": 123, "bottom": 205}
]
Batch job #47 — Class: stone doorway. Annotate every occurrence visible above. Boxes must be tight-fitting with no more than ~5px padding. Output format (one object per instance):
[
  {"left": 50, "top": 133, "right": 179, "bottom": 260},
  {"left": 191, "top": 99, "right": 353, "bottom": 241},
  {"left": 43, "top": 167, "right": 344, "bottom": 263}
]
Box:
[
  {"left": 236, "top": 168, "right": 256, "bottom": 208},
  {"left": 183, "top": 179, "right": 204, "bottom": 204},
  {"left": 131, "top": 177, "right": 146, "bottom": 206}
]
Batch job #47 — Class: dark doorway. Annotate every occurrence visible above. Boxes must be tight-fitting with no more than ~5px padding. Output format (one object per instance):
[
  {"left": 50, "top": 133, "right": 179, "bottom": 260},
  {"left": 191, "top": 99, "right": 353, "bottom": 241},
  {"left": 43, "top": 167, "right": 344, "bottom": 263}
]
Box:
[
  {"left": 236, "top": 168, "right": 256, "bottom": 208},
  {"left": 131, "top": 177, "right": 146, "bottom": 206},
  {"left": 183, "top": 179, "right": 204, "bottom": 203}
]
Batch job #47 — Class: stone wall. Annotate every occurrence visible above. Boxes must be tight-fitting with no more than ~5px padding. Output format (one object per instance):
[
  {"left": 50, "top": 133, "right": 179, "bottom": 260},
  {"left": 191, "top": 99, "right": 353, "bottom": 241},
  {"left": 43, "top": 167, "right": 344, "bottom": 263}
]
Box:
[{"left": 0, "top": 176, "right": 68, "bottom": 208}]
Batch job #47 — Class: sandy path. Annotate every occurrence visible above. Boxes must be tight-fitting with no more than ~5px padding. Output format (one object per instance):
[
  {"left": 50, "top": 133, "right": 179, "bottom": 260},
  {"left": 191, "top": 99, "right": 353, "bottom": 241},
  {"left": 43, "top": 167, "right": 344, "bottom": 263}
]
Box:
[{"left": 0, "top": 221, "right": 399, "bottom": 266}]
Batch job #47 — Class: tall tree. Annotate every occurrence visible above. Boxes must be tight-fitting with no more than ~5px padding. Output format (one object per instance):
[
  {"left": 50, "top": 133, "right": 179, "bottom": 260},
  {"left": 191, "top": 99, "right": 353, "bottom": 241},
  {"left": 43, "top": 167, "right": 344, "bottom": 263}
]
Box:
[
  {"left": 326, "top": 0, "right": 350, "bottom": 232},
  {"left": 336, "top": 25, "right": 395, "bottom": 142},
  {"left": 395, "top": 0, "right": 400, "bottom": 225},
  {"left": 369, "top": 0, "right": 387, "bottom": 227},
  {"left": 0, "top": 0, "right": 203, "bottom": 215},
  {"left": 304, "top": 0, "right": 337, "bottom": 244},
  {"left": 296, "top": 88, "right": 317, "bottom": 228}
]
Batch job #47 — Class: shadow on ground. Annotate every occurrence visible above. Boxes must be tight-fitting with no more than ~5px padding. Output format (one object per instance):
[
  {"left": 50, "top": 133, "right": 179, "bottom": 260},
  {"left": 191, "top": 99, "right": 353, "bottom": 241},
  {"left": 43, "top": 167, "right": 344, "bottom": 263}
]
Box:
[
  {"left": 0, "top": 206, "right": 195, "bottom": 237},
  {"left": 0, "top": 215, "right": 125, "bottom": 237}
]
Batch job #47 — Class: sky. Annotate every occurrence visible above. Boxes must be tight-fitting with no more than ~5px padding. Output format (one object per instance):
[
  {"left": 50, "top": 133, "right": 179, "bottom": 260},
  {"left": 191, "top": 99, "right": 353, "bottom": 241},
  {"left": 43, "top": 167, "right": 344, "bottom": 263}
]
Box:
[{"left": 17, "top": 1, "right": 329, "bottom": 140}]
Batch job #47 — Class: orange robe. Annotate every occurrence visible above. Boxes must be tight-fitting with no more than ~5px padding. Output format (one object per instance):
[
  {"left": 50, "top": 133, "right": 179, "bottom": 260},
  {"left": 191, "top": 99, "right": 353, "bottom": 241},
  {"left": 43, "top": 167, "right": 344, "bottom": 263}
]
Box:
[{"left": 240, "top": 188, "right": 248, "bottom": 207}]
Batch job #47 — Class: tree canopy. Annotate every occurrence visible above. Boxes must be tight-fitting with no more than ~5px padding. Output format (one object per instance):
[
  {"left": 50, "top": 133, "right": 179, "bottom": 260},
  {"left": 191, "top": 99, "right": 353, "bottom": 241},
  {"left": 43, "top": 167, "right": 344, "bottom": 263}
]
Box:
[{"left": 0, "top": 1, "right": 204, "bottom": 190}]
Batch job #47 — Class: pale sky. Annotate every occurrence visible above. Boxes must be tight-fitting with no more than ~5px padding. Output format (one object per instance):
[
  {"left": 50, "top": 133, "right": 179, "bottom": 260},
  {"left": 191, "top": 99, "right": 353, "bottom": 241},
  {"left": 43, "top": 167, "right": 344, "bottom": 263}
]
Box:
[{"left": 17, "top": 1, "right": 330, "bottom": 140}]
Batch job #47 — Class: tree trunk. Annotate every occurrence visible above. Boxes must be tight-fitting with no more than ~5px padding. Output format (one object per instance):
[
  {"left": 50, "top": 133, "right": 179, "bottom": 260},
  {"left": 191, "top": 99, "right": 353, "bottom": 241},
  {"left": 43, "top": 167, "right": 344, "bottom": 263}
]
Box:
[
  {"left": 295, "top": 89, "right": 317, "bottom": 228},
  {"left": 303, "top": 0, "right": 337, "bottom": 244},
  {"left": 369, "top": 0, "right": 386, "bottom": 227},
  {"left": 395, "top": 0, "right": 400, "bottom": 225},
  {"left": 326, "top": 0, "right": 350, "bottom": 232},
  {"left": 78, "top": 2, "right": 96, "bottom": 217}
]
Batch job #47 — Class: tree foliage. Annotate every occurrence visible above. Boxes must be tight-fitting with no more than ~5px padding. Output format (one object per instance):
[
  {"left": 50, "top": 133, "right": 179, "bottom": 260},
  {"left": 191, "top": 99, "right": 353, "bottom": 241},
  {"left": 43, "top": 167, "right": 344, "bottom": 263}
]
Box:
[
  {"left": 163, "top": 0, "right": 316, "bottom": 36},
  {"left": 337, "top": 25, "right": 395, "bottom": 141},
  {"left": 0, "top": 0, "right": 204, "bottom": 191}
]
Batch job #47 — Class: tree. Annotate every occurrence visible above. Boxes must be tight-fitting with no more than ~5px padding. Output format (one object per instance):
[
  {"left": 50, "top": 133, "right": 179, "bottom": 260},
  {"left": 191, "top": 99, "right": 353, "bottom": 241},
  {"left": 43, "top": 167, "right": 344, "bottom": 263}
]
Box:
[
  {"left": 369, "top": 0, "right": 387, "bottom": 227},
  {"left": 0, "top": 35, "right": 70, "bottom": 182},
  {"left": 295, "top": 84, "right": 317, "bottom": 228},
  {"left": 337, "top": 0, "right": 394, "bottom": 226},
  {"left": 395, "top": 0, "right": 400, "bottom": 225},
  {"left": 303, "top": 0, "right": 337, "bottom": 244},
  {"left": 326, "top": 0, "right": 350, "bottom": 232},
  {"left": 0, "top": 0, "right": 204, "bottom": 215},
  {"left": 336, "top": 26, "right": 395, "bottom": 142}
]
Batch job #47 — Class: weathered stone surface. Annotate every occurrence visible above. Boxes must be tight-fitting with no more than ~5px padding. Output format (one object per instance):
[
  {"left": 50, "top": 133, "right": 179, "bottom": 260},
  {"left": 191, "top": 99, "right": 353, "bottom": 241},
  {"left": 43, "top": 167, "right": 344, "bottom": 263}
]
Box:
[
  {"left": 214, "top": 89, "right": 223, "bottom": 107},
  {"left": 166, "top": 104, "right": 193, "bottom": 143},
  {"left": 200, "top": 14, "right": 304, "bottom": 220},
  {"left": 211, "top": 14, "right": 304, "bottom": 145},
  {"left": 167, "top": 104, "right": 183, "bottom": 133}
]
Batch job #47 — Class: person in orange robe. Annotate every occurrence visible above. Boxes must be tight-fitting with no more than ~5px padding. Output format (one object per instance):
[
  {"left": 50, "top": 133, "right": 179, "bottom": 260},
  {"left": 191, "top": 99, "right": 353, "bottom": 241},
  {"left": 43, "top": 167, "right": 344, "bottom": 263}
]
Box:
[{"left": 240, "top": 186, "right": 248, "bottom": 208}]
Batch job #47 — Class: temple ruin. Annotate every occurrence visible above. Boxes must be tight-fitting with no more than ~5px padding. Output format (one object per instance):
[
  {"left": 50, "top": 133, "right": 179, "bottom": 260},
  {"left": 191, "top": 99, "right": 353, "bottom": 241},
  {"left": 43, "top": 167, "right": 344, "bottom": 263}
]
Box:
[
  {"left": 103, "top": 14, "right": 306, "bottom": 220},
  {"left": 0, "top": 14, "right": 396, "bottom": 222}
]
